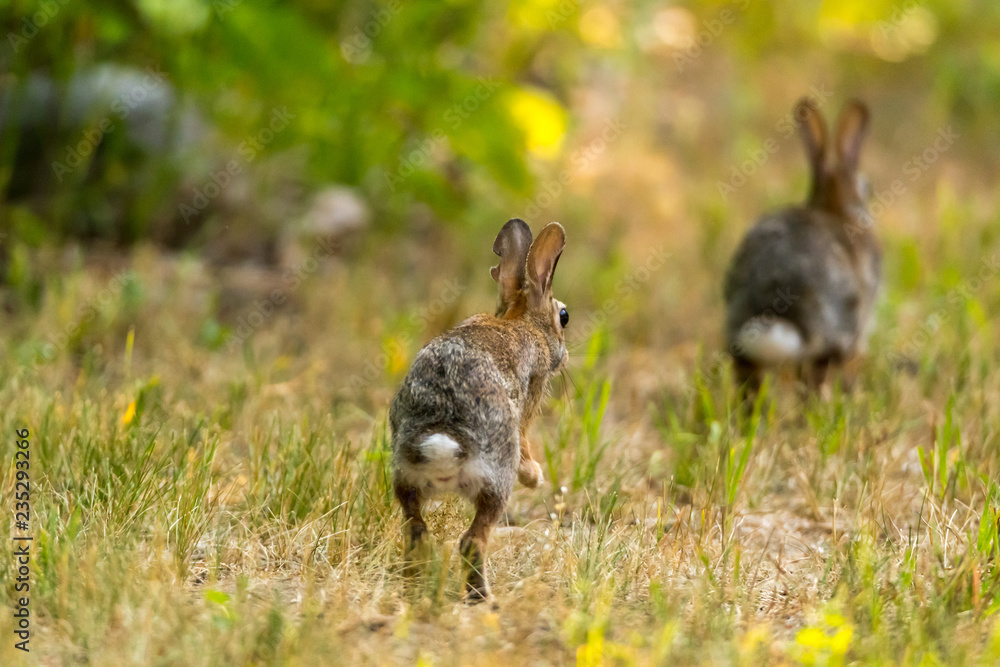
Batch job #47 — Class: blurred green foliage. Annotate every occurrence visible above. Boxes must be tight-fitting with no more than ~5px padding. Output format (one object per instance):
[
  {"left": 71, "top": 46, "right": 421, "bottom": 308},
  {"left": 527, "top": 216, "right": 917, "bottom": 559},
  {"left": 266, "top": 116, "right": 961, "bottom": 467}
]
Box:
[
  {"left": 2, "top": 0, "right": 1000, "bottom": 249},
  {"left": 1, "top": 0, "right": 583, "bottom": 245}
]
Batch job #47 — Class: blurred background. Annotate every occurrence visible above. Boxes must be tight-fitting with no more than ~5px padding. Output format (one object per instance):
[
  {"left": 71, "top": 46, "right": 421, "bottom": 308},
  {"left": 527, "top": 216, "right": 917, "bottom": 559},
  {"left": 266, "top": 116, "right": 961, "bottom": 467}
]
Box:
[
  {"left": 6, "top": 3, "right": 1000, "bottom": 661},
  {"left": 1, "top": 0, "right": 999, "bottom": 414}
]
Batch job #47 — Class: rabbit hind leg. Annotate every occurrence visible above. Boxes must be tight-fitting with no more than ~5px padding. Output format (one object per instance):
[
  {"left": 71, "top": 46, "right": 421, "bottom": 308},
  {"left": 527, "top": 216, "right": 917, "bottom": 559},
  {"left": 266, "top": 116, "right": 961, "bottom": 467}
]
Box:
[
  {"left": 395, "top": 479, "right": 429, "bottom": 579},
  {"left": 459, "top": 487, "right": 507, "bottom": 603}
]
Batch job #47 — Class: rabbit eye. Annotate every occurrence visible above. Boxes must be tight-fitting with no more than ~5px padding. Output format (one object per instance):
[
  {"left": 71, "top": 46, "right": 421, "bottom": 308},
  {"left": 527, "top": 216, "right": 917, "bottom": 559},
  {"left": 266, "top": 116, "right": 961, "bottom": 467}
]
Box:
[{"left": 559, "top": 308, "right": 569, "bottom": 328}]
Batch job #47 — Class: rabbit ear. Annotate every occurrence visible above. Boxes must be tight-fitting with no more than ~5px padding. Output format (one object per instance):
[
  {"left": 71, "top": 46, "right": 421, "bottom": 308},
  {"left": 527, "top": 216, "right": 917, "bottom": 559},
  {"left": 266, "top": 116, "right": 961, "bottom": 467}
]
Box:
[
  {"left": 794, "top": 97, "right": 828, "bottom": 187},
  {"left": 491, "top": 218, "right": 533, "bottom": 307},
  {"left": 525, "top": 222, "right": 566, "bottom": 306},
  {"left": 834, "top": 99, "right": 869, "bottom": 174}
]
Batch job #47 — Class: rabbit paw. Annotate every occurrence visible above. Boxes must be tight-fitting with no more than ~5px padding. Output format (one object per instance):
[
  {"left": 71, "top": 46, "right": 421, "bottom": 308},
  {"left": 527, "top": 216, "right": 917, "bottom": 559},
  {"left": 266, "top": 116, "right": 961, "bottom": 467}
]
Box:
[{"left": 517, "top": 459, "right": 543, "bottom": 488}]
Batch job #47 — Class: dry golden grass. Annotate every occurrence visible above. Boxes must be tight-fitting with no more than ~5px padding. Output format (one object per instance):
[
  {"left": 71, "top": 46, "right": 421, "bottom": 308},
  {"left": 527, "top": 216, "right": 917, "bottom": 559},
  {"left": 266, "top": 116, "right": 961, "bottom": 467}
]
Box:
[{"left": 4, "top": 52, "right": 1000, "bottom": 666}]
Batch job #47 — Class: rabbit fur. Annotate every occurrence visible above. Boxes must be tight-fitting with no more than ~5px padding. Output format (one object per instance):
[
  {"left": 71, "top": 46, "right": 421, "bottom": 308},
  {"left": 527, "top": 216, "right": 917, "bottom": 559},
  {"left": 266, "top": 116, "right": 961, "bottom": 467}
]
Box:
[
  {"left": 390, "top": 218, "right": 568, "bottom": 601},
  {"left": 724, "top": 97, "right": 881, "bottom": 389}
]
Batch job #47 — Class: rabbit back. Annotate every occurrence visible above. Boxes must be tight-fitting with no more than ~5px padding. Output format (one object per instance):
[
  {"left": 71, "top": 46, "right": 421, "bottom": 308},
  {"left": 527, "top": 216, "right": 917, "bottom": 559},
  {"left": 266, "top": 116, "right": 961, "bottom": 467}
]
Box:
[
  {"left": 390, "top": 323, "right": 525, "bottom": 500},
  {"left": 724, "top": 208, "right": 866, "bottom": 362}
]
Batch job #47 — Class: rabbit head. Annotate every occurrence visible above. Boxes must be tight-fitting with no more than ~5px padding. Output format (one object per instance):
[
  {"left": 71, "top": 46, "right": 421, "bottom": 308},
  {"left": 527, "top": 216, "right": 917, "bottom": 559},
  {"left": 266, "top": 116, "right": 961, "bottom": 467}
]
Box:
[{"left": 490, "top": 218, "right": 569, "bottom": 373}]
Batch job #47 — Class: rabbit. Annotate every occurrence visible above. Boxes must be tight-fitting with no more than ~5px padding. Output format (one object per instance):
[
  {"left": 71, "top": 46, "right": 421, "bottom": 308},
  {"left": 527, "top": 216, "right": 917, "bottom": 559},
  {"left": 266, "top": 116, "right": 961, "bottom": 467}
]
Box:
[
  {"left": 389, "top": 218, "right": 568, "bottom": 601},
  {"left": 724, "top": 97, "right": 881, "bottom": 390}
]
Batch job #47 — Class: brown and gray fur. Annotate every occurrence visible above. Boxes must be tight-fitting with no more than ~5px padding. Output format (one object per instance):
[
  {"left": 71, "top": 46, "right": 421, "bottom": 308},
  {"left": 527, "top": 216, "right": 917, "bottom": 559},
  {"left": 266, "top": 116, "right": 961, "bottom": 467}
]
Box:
[
  {"left": 390, "top": 219, "right": 568, "bottom": 601},
  {"left": 724, "top": 98, "right": 881, "bottom": 390}
]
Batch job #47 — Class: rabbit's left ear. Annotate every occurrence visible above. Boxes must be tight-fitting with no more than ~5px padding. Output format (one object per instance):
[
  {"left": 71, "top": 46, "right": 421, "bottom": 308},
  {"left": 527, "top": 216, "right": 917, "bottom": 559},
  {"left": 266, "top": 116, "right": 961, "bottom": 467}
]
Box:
[
  {"left": 492, "top": 218, "right": 533, "bottom": 310},
  {"left": 835, "top": 100, "right": 869, "bottom": 174},
  {"left": 795, "top": 97, "right": 828, "bottom": 185},
  {"left": 526, "top": 222, "right": 565, "bottom": 307}
]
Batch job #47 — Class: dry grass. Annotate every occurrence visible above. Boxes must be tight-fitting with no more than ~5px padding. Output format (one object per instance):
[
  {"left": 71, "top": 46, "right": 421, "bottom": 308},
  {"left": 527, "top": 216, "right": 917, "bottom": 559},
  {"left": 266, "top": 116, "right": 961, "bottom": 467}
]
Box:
[{"left": 4, "top": 53, "right": 1000, "bottom": 667}]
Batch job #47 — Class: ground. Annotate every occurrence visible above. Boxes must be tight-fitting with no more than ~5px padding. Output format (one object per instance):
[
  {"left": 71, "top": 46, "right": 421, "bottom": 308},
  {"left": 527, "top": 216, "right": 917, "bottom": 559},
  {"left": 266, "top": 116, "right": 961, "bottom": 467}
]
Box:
[{"left": 4, "top": 38, "right": 1000, "bottom": 667}]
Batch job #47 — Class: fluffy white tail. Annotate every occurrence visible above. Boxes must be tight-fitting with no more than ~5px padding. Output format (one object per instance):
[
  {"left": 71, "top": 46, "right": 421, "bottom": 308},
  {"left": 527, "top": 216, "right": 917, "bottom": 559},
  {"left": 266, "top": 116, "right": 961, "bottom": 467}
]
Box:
[
  {"left": 400, "top": 433, "right": 485, "bottom": 497},
  {"left": 406, "top": 434, "right": 465, "bottom": 491},
  {"left": 419, "top": 433, "right": 462, "bottom": 462},
  {"left": 735, "top": 318, "right": 803, "bottom": 365}
]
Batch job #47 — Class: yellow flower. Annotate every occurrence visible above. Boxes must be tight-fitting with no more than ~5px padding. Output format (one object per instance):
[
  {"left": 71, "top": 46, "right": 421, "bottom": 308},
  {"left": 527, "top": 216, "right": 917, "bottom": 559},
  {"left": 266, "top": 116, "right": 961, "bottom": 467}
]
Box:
[
  {"left": 796, "top": 626, "right": 827, "bottom": 649},
  {"left": 122, "top": 400, "right": 137, "bottom": 425},
  {"left": 384, "top": 336, "right": 409, "bottom": 377},
  {"left": 577, "top": 626, "right": 605, "bottom": 667},
  {"left": 507, "top": 87, "right": 567, "bottom": 159},
  {"left": 824, "top": 612, "right": 846, "bottom": 628},
  {"left": 830, "top": 626, "right": 853, "bottom": 655}
]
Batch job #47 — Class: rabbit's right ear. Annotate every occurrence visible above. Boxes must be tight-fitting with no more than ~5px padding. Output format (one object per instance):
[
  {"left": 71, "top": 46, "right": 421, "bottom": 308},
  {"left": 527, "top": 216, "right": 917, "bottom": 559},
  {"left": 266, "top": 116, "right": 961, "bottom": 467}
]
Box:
[
  {"left": 525, "top": 222, "right": 566, "bottom": 307},
  {"left": 491, "top": 218, "right": 533, "bottom": 309},
  {"left": 794, "top": 97, "right": 827, "bottom": 188},
  {"left": 834, "top": 100, "right": 869, "bottom": 174}
]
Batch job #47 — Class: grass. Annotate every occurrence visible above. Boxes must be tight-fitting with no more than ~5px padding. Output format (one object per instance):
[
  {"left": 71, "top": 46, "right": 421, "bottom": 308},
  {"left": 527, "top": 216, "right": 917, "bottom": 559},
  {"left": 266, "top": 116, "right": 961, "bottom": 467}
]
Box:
[
  {"left": 3, "top": 206, "right": 1000, "bottom": 665},
  {"left": 5, "top": 64, "right": 1000, "bottom": 667}
]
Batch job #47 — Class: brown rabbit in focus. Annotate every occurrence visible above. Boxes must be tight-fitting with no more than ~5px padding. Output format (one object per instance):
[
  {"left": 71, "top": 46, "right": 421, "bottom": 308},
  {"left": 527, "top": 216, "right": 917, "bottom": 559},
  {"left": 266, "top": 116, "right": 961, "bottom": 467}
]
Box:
[
  {"left": 724, "top": 98, "right": 881, "bottom": 390},
  {"left": 390, "top": 218, "right": 568, "bottom": 601}
]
